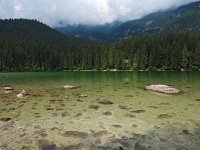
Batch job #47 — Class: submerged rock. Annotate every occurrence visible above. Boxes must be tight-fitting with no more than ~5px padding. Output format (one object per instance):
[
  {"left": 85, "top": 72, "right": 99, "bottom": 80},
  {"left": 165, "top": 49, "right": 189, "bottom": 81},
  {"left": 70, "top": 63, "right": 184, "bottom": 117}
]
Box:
[
  {"left": 159, "top": 103, "right": 171, "bottom": 106},
  {"left": 17, "top": 90, "right": 28, "bottom": 98},
  {"left": 77, "top": 99, "right": 84, "bottom": 102},
  {"left": 3, "top": 84, "right": 13, "bottom": 91},
  {"left": 114, "top": 146, "right": 124, "bottom": 150},
  {"left": 135, "top": 142, "right": 148, "bottom": 150},
  {"left": 78, "top": 94, "right": 87, "bottom": 98},
  {"left": 124, "top": 95, "right": 133, "bottom": 98},
  {"left": 62, "top": 131, "right": 88, "bottom": 139},
  {"left": 61, "top": 111, "right": 70, "bottom": 117},
  {"left": 148, "top": 106, "right": 159, "bottom": 109},
  {"left": 91, "top": 130, "right": 109, "bottom": 137},
  {"left": 98, "top": 100, "right": 113, "bottom": 105},
  {"left": 132, "top": 124, "right": 138, "bottom": 128},
  {"left": 145, "top": 85, "right": 181, "bottom": 95},
  {"left": 131, "top": 110, "right": 146, "bottom": 113},
  {"left": 124, "top": 114, "right": 136, "bottom": 118},
  {"left": 63, "top": 85, "right": 78, "bottom": 89},
  {"left": 195, "top": 99, "right": 200, "bottom": 102},
  {"left": 157, "top": 114, "right": 173, "bottom": 119},
  {"left": 3, "top": 87, "right": 13, "bottom": 91},
  {"left": 37, "top": 139, "right": 56, "bottom": 150},
  {"left": 17, "top": 93, "right": 24, "bottom": 98},
  {"left": 74, "top": 113, "right": 82, "bottom": 117},
  {"left": 0, "top": 117, "right": 11, "bottom": 122},
  {"left": 88, "top": 105, "right": 99, "bottom": 110},
  {"left": 119, "top": 105, "right": 130, "bottom": 110},
  {"left": 34, "top": 129, "right": 48, "bottom": 137},
  {"left": 182, "top": 130, "right": 190, "bottom": 135},
  {"left": 103, "top": 111, "right": 112, "bottom": 116},
  {"left": 112, "top": 125, "right": 122, "bottom": 128},
  {"left": 46, "top": 108, "right": 54, "bottom": 111},
  {"left": 64, "top": 143, "right": 84, "bottom": 149}
]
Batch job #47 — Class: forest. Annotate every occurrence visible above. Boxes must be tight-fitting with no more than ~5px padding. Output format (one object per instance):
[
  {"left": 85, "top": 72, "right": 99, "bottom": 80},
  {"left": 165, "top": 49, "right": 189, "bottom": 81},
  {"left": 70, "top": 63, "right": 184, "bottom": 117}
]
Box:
[{"left": 0, "top": 19, "right": 200, "bottom": 71}]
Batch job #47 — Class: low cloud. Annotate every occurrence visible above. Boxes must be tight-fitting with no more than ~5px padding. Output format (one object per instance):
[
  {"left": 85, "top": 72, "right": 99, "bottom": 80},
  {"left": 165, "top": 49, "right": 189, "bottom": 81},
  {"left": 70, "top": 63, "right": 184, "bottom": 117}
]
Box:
[{"left": 0, "top": 0, "right": 197, "bottom": 27}]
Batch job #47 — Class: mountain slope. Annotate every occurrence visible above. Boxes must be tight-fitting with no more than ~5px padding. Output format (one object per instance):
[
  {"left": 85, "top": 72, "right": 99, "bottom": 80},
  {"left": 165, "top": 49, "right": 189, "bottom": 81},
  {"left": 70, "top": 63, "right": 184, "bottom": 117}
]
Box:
[
  {"left": 0, "top": 19, "right": 66, "bottom": 42},
  {"left": 0, "top": 19, "right": 95, "bottom": 45},
  {"left": 55, "top": 22, "right": 122, "bottom": 42},
  {"left": 112, "top": 1, "right": 200, "bottom": 40},
  {"left": 55, "top": 1, "right": 200, "bottom": 41},
  {"left": 0, "top": 19, "right": 99, "bottom": 71},
  {"left": 0, "top": 19, "right": 200, "bottom": 71}
]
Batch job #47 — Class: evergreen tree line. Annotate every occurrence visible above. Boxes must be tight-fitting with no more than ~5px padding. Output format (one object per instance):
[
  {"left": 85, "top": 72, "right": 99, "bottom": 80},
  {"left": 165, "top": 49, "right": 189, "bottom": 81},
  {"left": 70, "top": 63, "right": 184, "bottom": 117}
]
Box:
[
  {"left": 0, "top": 32, "right": 200, "bottom": 71},
  {"left": 0, "top": 19, "right": 200, "bottom": 71}
]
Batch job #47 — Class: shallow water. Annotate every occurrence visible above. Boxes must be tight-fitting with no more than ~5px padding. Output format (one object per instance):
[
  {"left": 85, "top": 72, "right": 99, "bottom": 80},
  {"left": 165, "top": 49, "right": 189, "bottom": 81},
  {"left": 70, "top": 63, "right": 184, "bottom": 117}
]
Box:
[{"left": 0, "top": 71, "right": 200, "bottom": 150}]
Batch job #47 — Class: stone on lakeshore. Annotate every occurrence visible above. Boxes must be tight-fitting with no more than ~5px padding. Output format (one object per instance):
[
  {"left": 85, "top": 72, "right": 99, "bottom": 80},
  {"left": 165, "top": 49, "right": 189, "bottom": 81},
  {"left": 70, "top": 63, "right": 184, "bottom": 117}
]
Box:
[
  {"left": 110, "top": 69, "right": 118, "bottom": 72},
  {"left": 63, "top": 85, "right": 78, "bottom": 89},
  {"left": 145, "top": 85, "right": 181, "bottom": 95}
]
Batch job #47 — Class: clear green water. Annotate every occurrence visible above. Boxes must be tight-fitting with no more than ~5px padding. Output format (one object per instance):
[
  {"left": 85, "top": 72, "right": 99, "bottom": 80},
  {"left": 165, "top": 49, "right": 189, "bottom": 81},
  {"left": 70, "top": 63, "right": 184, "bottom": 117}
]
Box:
[{"left": 0, "top": 72, "right": 200, "bottom": 150}]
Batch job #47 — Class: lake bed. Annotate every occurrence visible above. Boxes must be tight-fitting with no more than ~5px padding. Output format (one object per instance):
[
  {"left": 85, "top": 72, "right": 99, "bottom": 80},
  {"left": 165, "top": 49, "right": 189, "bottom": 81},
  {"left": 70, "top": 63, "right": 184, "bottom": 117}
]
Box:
[{"left": 0, "top": 72, "right": 200, "bottom": 150}]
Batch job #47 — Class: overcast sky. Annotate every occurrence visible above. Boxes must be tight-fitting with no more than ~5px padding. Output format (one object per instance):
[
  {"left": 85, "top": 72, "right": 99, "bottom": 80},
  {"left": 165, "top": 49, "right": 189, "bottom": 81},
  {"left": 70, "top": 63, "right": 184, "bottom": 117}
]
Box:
[{"left": 0, "top": 0, "right": 197, "bottom": 27}]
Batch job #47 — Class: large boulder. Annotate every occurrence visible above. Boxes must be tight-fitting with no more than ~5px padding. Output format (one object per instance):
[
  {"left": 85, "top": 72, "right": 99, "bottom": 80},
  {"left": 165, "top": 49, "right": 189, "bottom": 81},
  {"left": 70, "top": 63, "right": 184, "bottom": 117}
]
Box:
[{"left": 145, "top": 85, "right": 181, "bottom": 95}]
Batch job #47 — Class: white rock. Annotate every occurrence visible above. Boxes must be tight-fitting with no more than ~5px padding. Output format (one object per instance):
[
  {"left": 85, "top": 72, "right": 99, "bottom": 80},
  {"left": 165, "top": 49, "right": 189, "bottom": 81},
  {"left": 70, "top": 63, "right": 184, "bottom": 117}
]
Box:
[
  {"left": 17, "top": 90, "right": 28, "bottom": 98},
  {"left": 3, "top": 87, "right": 13, "bottom": 91},
  {"left": 17, "top": 93, "right": 24, "bottom": 98},
  {"left": 63, "top": 85, "right": 78, "bottom": 89},
  {"left": 79, "top": 94, "right": 87, "bottom": 98},
  {"left": 145, "top": 85, "right": 181, "bottom": 95}
]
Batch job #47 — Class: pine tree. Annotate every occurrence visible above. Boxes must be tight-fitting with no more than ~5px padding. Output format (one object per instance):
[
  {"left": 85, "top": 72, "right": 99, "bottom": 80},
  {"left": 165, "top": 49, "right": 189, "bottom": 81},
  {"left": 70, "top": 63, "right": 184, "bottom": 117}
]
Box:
[
  {"left": 181, "top": 46, "right": 189, "bottom": 69},
  {"left": 194, "top": 42, "right": 200, "bottom": 69}
]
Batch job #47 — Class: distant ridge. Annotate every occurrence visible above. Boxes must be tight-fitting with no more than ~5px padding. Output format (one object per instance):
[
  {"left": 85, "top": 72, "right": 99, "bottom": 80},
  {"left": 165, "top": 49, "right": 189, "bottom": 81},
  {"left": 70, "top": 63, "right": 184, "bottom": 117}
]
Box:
[
  {"left": 56, "top": 1, "right": 200, "bottom": 41},
  {"left": 111, "top": 0, "right": 200, "bottom": 40}
]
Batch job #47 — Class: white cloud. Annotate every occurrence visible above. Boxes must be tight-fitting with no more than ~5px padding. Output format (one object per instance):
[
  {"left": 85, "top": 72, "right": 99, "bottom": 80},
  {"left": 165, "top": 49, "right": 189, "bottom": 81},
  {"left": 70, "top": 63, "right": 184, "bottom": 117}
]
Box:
[
  {"left": 0, "top": 0, "right": 197, "bottom": 27},
  {"left": 14, "top": 4, "right": 22, "bottom": 12}
]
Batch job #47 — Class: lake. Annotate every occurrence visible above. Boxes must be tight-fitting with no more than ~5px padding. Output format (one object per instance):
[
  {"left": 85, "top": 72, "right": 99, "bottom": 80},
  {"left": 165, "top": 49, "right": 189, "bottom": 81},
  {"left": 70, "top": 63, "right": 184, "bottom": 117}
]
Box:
[{"left": 0, "top": 71, "right": 200, "bottom": 150}]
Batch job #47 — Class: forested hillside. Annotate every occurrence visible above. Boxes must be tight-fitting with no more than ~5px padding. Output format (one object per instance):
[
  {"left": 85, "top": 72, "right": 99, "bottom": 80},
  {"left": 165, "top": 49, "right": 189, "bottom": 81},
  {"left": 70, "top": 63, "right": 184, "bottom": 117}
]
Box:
[
  {"left": 0, "top": 19, "right": 98, "bottom": 71},
  {"left": 0, "top": 19, "right": 200, "bottom": 71},
  {"left": 111, "top": 1, "right": 200, "bottom": 40}
]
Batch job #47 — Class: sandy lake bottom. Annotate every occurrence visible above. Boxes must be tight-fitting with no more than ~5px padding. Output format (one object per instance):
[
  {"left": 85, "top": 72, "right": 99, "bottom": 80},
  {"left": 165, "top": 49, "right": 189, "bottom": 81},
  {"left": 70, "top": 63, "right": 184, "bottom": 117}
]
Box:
[{"left": 0, "top": 72, "right": 200, "bottom": 150}]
